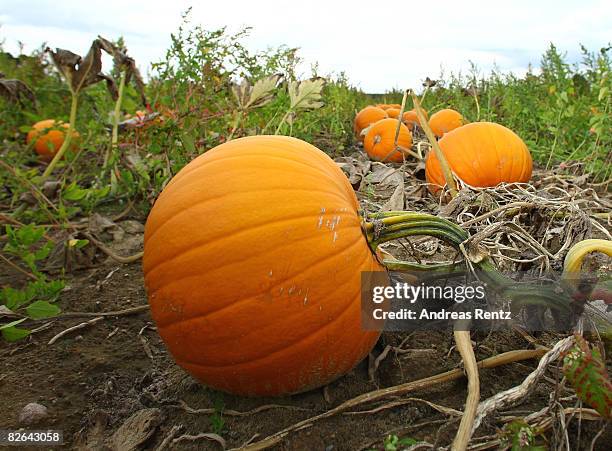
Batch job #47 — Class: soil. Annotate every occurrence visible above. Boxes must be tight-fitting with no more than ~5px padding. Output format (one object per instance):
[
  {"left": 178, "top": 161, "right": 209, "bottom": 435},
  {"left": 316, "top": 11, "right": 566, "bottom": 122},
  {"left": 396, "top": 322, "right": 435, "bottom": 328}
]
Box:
[{"left": 1, "top": 157, "right": 611, "bottom": 450}]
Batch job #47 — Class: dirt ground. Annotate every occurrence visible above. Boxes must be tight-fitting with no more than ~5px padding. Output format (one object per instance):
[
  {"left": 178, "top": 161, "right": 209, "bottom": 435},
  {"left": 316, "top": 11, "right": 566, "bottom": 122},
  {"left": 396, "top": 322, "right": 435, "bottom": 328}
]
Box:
[{"left": 1, "top": 154, "right": 611, "bottom": 450}]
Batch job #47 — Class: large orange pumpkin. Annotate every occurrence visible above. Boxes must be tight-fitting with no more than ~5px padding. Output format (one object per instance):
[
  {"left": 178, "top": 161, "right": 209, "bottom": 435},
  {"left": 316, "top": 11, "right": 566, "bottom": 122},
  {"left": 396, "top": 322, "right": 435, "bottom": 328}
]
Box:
[
  {"left": 402, "top": 109, "right": 428, "bottom": 130},
  {"left": 363, "top": 118, "right": 412, "bottom": 163},
  {"left": 26, "top": 119, "right": 79, "bottom": 162},
  {"left": 425, "top": 122, "right": 532, "bottom": 191},
  {"left": 354, "top": 106, "right": 388, "bottom": 140},
  {"left": 428, "top": 109, "right": 464, "bottom": 137},
  {"left": 143, "top": 135, "right": 384, "bottom": 396}
]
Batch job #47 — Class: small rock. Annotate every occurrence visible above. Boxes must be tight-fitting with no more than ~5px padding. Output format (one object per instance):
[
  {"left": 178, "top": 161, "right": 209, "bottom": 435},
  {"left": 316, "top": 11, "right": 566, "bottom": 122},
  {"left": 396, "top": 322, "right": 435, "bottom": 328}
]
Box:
[
  {"left": 119, "top": 220, "right": 145, "bottom": 234},
  {"left": 19, "top": 403, "right": 48, "bottom": 425},
  {"left": 75, "top": 335, "right": 83, "bottom": 341},
  {"left": 42, "top": 180, "right": 61, "bottom": 198}
]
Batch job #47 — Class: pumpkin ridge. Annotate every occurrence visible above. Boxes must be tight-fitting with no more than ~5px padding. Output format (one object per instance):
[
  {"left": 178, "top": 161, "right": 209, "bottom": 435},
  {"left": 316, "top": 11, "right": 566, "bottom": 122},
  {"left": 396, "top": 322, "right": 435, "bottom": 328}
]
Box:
[
  {"left": 504, "top": 126, "right": 518, "bottom": 180},
  {"left": 440, "top": 131, "right": 468, "bottom": 187},
  {"left": 462, "top": 125, "right": 485, "bottom": 186},
  {"left": 488, "top": 124, "right": 504, "bottom": 184},
  {"left": 165, "top": 271, "right": 371, "bottom": 368},
  {"left": 518, "top": 140, "right": 532, "bottom": 182},
  {"left": 162, "top": 152, "right": 353, "bottom": 206},
  {"left": 144, "top": 186, "right": 355, "bottom": 247},
  {"left": 161, "top": 279, "right": 368, "bottom": 368},
  {"left": 144, "top": 204, "right": 360, "bottom": 276},
  {"left": 171, "top": 150, "right": 345, "bottom": 185},
  {"left": 166, "top": 136, "right": 350, "bottom": 192},
  {"left": 147, "top": 229, "right": 368, "bottom": 322}
]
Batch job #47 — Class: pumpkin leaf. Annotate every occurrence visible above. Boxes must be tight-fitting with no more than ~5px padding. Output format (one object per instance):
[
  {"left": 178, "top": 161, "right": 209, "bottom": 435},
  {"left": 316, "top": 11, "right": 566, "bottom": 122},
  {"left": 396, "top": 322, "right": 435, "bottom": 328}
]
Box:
[
  {"left": 232, "top": 74, "right": 282, "bottom": 110},
  {"left": 288, "top": 77, "right": 326, "bottom": 112},
  {"left": 422, "top": 77, "right": 438, "bottom": 88},
  {"left": 98, "top": 35, "right": 147, "bottom": 106},
  {"left": 1, "top": 325, "right": 31, "bottom": 342},
  {"left": 0, "top": 73, "right": 36, "bottom": 105},
  {"left": 46, "top": 40, "right": 117, "bottom": 99},
  {"left": 562, "top": 334, "right": 612, "bottom": 419},
  {"left": 26, "top": 300, "right": 61, "bottom": 320},
  {"left": 0, "top": 318, "right": 27, "bottom": 330}
]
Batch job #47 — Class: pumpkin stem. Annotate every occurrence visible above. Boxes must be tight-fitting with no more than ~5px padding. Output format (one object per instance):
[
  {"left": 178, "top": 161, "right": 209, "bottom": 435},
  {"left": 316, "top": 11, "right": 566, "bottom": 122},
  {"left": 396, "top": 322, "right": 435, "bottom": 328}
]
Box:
[
  {"left": 392, "top": 89, "right": 410, "bottom": 157},
  {"left": 42, "top": 92, "right": 79, "bottom": 179},
  {"left": 409, "top": 90, "right": 458, "bottom": 197},
  {"left": 362, "top": 211, "right": 577, "bottom": 315}
]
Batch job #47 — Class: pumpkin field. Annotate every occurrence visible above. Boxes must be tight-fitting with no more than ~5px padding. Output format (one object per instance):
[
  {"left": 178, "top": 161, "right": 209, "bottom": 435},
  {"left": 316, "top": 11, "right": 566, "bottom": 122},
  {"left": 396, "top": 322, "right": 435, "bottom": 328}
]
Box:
[{"left": 1, "top": 17, "right": 612, "bottom": 451}]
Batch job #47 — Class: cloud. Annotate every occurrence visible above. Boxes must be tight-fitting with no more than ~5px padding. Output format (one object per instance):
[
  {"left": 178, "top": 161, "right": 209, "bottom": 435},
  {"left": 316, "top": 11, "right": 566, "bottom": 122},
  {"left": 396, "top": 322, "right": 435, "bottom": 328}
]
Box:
[{"left": 1, "top": 0, "right": 610, "bottom": 92}]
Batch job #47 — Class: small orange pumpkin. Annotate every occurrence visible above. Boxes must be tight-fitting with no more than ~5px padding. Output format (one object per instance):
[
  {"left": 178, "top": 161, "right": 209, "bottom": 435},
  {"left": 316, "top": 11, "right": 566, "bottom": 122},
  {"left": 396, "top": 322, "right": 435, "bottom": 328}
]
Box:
[
  {"left": 26, "top": 119, "right": 79, "bottom": 162},
  {"left": 402, "top": 109, "right": 428, "bottom": 130},
  {"left": 428, "top": 109, "right": 464, "bottom": 137},
  {"left": 386, "top": 108, "right": 401, "bottom": 119},
  {"left": 363, "top": 118, "right": 412, "bottom": 163},
  {"left": 425, "top": 122, "right": 533, "bottom": 191},
  {"left": 143, "top": 135, "right": 385, "bottom": 396},
  {"left": 354, "top": 106, "right": 388, "bottom": 140}
]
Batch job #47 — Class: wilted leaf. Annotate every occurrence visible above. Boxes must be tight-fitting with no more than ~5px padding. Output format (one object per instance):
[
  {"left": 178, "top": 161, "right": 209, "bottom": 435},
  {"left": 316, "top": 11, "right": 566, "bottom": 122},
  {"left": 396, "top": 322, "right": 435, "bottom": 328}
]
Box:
[
  {"left": 46, "top": 40, "right": 117, "bottom": 99},
  {"left": 383, "top": 183, "right": 405, "bottom": 211},
  {"left": 288, "top": 77, "right": 326, "bottom": 111},
  {"left": 98, "top": 35, "right": 147, "bottom": 106},
  {"left": 110, "top": 408, "right": 164, "bottom": 451},
  {"left": 422, "top": 77, "right": 438, "bottom": 88},
  {"left": 563, "top": 334, "right": 612, "bottom": 418},
  {"left": 0, "top": 74, "right": 36, "bottom": 105},
  {"left": 232, "top": 74, "right": 282, "bottom": 110}
]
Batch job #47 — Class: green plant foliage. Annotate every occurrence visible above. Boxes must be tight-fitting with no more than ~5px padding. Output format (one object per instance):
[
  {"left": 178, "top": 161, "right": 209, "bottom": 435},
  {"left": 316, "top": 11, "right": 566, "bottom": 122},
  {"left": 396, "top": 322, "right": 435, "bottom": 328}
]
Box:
[
  {"left": 1, "top": 225, "right": 64, "bottom": 341},
  {"left": 501, "top": 420, "right": 546, "bottom": 450}
]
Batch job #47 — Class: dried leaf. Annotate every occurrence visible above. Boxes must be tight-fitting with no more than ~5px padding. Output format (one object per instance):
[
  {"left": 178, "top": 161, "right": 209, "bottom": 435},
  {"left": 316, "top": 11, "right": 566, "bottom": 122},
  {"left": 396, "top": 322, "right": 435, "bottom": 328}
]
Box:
[
  {"left": 98, "top": 36, "right": 147, "bottom": 106},
  {"left": 288, "top": 77, "right": 326, "bottom": 111},
  {"left": 383, "top": 183, "right": 405, "bottom": 211},
  {"left": 109, "top": 408, "right": 163, "bottom": 451},
  {"left": 232, "top": 74, "right": 282, "bottom": 110},
  {"left": 422, "top": 77, "right": 438, "bottom": 88},
  {"left": 563, "top": 334, "right": 612, "bottom": 419},
  {"left": 46, "top": 40, "right": 117, "bottom": 99},
  {"left": 0, "top": 74, "right": 36, "bottom": 105}
]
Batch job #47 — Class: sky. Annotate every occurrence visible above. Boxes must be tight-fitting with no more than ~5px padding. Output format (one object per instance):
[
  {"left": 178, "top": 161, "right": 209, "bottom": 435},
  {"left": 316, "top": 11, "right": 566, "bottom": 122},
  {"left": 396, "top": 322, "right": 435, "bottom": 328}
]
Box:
[{"left": 1, "top": 0, "right": 611, "bottom": 93}]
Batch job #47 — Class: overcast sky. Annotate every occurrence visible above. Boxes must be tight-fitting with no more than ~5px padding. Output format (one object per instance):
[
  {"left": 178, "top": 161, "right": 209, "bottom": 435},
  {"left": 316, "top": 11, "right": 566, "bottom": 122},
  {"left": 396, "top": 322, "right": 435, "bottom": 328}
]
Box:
[{"left": 1, "top": 0, "right": 611, "bottom": 93}]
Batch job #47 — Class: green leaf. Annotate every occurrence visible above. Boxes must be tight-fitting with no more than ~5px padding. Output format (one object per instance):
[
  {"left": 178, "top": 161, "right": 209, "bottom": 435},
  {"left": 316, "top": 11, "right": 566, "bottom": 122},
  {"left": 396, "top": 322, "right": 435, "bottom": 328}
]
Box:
[
  {"left": 63, "top": 182, "right": 88, "bottom": 201},
  {"left": 1, "top": 326, "right": 31, "bottom": 342},
  {"left": 0, "top": 318, "right": 28, "bottom": 330},
  {"left": 563, "top": 334, "right": 612, "bottom": 419},
  {"left": 26, "top": 300, "right": 61, "bottom": 319},
  {"left": 69, "top": 239, "right": 89, "bottom": 249},
  {"left": 598, "top": 86, "right": 609, "bottom": 102},
  {"left": 1, "top": 287, "right": 28, "bottom": 310}
]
